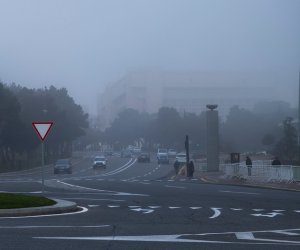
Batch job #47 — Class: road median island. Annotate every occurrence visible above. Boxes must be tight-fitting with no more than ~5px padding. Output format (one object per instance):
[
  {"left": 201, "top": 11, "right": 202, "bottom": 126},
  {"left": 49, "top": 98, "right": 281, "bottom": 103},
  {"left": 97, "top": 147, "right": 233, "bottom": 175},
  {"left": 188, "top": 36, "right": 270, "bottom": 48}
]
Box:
[{"left": 0, "top": 193, "right": 78, "bottom": 217}]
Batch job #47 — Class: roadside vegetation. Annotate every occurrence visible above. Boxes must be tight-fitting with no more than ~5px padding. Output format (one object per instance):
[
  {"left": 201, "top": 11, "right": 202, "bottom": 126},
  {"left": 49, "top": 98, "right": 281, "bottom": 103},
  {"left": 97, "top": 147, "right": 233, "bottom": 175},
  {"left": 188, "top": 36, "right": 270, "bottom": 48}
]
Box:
[
  {"left": 82, "top": 102, "right": 299, "bottom": 164},
  {"left": 0, "top": 82, "right": 88, "bottom": 172},
  {"left": 0, "top": 193, "right": 56, "bottom": 209}
]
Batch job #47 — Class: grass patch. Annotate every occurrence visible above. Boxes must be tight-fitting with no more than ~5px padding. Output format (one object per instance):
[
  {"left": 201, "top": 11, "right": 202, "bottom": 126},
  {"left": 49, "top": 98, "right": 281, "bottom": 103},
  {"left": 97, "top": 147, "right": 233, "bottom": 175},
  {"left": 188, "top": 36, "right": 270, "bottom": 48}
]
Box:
[{"left": 0, "top": 193, "right": 56, "bottom": 209}]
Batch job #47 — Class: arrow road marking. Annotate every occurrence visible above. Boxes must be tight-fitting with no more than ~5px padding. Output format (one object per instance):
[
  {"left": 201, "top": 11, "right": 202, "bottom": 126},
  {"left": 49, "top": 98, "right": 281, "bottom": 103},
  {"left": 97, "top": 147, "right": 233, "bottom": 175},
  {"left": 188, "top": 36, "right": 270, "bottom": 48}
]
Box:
[
  {"left": 209, "top": 208, "right": 222, "bottom": 219},
  {"left": 130, "top": 208, "right": 154, "bottom": 214},
  {"left": 251, "top": 212, "right": 283, "bottom": 218}
]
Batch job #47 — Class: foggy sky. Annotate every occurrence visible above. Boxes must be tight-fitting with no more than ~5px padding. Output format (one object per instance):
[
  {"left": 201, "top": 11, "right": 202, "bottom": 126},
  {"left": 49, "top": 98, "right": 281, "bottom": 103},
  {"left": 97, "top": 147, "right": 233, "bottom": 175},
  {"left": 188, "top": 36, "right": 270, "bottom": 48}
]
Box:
[{"left": 0, "top": 0, "right": 299, "bottom": 114}]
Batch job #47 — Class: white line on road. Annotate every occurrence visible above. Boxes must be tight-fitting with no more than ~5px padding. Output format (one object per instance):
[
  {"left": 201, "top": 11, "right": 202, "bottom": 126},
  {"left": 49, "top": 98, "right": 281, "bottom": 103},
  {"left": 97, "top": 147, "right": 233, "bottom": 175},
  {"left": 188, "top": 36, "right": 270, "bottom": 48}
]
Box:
[
  {"left": 165, "top": 185, "right": 186, "bottom": 189},
  {"left": 209, "top": 207, "right": 222, "bottom": 219},
  {"left": 190, "top": 207, "right": 202, "bottom": 210},
  {"left": 220, "top": 190, "right": 260, "bottom": 195},
  {"left": 235, "top": 232, "right": 255, "bottom": 240}
]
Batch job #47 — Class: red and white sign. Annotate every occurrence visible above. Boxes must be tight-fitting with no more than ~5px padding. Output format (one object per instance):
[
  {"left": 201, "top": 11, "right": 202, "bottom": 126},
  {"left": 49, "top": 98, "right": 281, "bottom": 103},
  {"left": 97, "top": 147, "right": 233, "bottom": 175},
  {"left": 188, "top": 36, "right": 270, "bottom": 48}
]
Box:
[{"left": 32, "top": 122, "right": 54, "bottom": 141}]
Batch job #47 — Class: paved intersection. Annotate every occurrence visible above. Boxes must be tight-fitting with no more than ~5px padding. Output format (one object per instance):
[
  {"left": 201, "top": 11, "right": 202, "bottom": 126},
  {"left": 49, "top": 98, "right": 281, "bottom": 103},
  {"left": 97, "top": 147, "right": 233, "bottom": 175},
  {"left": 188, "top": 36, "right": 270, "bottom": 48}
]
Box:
[{"left": 0, "top": 153, "right": 300, "bottom": 249}]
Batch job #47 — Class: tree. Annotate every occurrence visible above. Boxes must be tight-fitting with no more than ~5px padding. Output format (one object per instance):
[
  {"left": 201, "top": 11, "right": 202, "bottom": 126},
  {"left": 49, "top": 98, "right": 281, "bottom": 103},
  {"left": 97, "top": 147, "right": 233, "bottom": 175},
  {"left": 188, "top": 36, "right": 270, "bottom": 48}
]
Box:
[{"left": 273, "top": 117, "right": 298, "bottom": 163}]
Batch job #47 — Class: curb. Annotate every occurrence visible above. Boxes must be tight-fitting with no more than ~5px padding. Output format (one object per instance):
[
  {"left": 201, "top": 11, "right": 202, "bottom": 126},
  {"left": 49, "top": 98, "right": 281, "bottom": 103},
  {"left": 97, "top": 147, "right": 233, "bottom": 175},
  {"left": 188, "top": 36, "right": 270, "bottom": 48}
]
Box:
[
  {"left": 201, "top": 176, "right": 300, "bottom": 192},
  {"left": 0, "top": 198, "right": 78, "bottom": 217}
]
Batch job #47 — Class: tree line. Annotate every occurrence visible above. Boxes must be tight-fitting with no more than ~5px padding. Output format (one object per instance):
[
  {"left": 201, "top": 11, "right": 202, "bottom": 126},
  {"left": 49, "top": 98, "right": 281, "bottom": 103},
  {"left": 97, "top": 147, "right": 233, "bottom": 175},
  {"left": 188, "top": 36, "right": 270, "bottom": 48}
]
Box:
[
  {"left": 84, "top": 101, "right": 298, "bottom": 164},
  {"left": 0, "top": 82, "right": 88, "bottom": 171}
]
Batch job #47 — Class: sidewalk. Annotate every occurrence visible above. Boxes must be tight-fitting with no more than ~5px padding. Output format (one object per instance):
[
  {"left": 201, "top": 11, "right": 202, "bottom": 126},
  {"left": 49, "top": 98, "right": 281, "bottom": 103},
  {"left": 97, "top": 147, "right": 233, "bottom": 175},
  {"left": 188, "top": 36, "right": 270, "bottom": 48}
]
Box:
[{"left": 196, "top": 171, "right": 300, "bottom": 192}]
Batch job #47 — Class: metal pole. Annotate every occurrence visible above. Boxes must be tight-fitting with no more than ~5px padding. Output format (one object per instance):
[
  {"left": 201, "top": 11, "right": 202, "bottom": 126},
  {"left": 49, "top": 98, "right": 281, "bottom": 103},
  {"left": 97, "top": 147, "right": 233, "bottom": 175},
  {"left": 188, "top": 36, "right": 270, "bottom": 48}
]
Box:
[
  {"left": 42, "top": 142, "right": 45, "bottom": 193},
  {"left": 185, "top": 135, "right": 190, "bottom": 177}
]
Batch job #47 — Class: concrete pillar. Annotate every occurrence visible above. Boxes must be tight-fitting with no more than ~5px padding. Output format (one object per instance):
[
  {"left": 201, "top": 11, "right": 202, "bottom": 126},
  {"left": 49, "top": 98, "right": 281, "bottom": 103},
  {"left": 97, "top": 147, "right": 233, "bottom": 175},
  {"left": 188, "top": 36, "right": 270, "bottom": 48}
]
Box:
[{"left": 206, "top": 105, "right": 219, "bottom": 172}]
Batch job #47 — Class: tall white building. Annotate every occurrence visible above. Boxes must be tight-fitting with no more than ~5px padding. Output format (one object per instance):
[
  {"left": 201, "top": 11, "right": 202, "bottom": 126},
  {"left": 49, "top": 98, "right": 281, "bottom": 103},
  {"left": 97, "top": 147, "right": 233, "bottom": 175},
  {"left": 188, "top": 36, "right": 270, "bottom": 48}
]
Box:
[{"left": 97, "top": 70, "right": 290, "bottom": 129}]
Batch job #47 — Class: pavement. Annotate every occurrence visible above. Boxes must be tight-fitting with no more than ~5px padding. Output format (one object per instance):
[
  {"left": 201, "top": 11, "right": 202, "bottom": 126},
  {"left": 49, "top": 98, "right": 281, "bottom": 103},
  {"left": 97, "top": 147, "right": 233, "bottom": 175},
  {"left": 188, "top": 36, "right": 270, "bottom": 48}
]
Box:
[
  {"left": 0, "top": 198, "right": 78, "bottom": 217},
  {"left": 196, "top": 170, "right": 300, "bottom": 192}
]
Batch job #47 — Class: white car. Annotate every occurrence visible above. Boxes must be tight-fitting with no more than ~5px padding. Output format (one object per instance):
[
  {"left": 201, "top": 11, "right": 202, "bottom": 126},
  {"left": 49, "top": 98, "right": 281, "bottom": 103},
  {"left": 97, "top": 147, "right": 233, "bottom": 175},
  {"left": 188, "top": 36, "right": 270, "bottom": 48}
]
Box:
[
  {"left": 93, "top": 156, "right": 107, "bottom": 169},
  {"left": 176, "top": 153, "right": 187, "bottom": 164}
]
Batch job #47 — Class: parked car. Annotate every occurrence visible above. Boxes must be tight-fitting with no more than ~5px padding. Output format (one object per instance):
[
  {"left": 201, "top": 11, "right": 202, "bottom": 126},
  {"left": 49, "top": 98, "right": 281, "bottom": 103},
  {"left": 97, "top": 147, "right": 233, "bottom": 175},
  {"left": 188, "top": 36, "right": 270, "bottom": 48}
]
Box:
[
  {"left": 157, "top": 149, "right": 169, "bottom": 164},
  {"left": 138, "top": 153, "right": 150, "bottom": 163},
  {"left": 93, "top": 156, "right": 107, "bottom": 169},
  {"left": 54, "top": 159, "right": 72, "bottom": 174}
]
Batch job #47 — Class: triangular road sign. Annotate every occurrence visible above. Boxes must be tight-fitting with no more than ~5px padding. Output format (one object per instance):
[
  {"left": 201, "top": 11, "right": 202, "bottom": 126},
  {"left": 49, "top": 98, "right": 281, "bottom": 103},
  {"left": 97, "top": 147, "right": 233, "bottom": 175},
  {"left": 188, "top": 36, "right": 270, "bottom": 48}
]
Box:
[{"left": 32, "top": 122, "right": 54, "bottom": 141}]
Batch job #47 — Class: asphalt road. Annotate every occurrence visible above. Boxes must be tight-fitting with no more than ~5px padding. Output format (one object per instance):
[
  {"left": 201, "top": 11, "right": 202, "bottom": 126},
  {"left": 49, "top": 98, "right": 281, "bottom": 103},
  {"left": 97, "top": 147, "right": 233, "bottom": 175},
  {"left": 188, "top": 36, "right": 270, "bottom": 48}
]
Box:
[{"left": 0, "top": 152, "right": 300, "bottom": 250}]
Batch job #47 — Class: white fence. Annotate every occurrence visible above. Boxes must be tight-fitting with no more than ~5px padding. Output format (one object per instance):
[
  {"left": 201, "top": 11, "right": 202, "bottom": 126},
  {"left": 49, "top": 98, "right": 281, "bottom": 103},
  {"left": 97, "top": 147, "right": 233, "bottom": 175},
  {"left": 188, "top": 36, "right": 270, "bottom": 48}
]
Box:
[{"left": 221, "top": 162, "right": 300, "bottom": 182}]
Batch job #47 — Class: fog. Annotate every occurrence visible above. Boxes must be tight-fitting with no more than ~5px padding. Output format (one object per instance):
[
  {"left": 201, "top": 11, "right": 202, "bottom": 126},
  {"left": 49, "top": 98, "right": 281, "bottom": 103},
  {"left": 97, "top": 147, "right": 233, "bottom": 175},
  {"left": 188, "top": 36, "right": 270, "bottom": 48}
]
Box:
[{"left": 0, "top": 0, "right": 299, "bottom": 114}]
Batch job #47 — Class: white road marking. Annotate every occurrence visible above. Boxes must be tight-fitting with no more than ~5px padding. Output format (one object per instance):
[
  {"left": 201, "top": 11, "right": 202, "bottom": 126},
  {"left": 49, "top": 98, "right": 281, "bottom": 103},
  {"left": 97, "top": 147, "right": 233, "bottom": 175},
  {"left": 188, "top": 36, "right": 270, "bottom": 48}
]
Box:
[
  {"left": 230, "top": 208, "right": 243, "bottom": 211},
  {"left": 165, "top": 185, "right": 186, "bottom": 189},
  {"left": 139, "top": 182, "right": 151, "bottom": 185},
  {"left": 209, "top": 208, "right": 222, "bottom": 219},
  {"left": 148, "top": 206, "right": 161, "bottom": 209},
  {"left": 294, "top": 210, "right": 300, "bottom": 213},
  {"left": 169, "top": 207, "right": 180, "bottom": 209},
  {"left": 253, "top": 209, "right": 265, "bottom": 212},
  {"left": 34, "top": 228, "right": 300, "bottom": 245},
  {"left": 251, "top": 212, "right": 283, "bottom": 218},
  {"left": 128, "top": 206, "right": 140, "bottom": 208},
  {"left": 130, "top": 208, "right": 154, "bottom": 214},
  {"left": 273, "top": 230, "right": 300, "bottom": 236},
  {"left": 235, "top": 232, "right": 255, "bottom": 240},
  {"left": 190, "top": 207, "right": 202, "bottom": 210},
  {"left": 0, "top": 206, "right": 88, "bottom": 219},
  {"left": 220, "top": 190, "right": 260, "bottom": 195},
  {"left": 108, "top": 205, "right": 120, "bottom": 208},
  {"left": 88, "top": 205, "right": 99, "bottom": 208},
  {"left": 101, "top": 159, "right": 137, "bottom": 176},
  {"left": 273, "top": 210, "right": 285, "bottom": 212}
]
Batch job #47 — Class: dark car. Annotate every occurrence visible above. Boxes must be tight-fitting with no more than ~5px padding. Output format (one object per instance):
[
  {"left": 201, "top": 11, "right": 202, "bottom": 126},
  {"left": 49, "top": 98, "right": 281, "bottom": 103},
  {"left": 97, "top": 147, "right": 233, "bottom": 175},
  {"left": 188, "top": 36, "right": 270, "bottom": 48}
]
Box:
[
  {"left": 54, "top": 159, "right": 72, "bottom": 174},
  {"left": 138, "top": 153, "right": 150, "bottom": 163}
]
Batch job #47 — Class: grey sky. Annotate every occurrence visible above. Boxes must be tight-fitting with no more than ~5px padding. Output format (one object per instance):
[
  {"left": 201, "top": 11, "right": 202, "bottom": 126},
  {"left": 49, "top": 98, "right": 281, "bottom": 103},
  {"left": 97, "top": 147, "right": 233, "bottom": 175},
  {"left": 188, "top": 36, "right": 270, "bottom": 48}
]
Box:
[{"left": 0, "top": 0, "right": 299, "bottom": 114}]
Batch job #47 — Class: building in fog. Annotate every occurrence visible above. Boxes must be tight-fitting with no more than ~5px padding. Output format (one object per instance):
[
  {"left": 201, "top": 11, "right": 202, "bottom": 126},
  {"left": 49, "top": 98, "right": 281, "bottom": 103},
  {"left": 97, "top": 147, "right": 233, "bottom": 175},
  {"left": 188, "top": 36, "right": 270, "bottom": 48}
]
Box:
[{"left": 97, "top": 70, "right": 288, "bottom": 129}]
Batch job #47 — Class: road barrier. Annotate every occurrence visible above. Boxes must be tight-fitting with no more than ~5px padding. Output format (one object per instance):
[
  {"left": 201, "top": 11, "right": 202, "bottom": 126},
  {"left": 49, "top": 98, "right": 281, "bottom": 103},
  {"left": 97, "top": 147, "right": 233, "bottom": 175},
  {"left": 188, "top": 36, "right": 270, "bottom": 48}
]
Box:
[{"left": 221, "top": 162, "right": 300, "bottom": 183}]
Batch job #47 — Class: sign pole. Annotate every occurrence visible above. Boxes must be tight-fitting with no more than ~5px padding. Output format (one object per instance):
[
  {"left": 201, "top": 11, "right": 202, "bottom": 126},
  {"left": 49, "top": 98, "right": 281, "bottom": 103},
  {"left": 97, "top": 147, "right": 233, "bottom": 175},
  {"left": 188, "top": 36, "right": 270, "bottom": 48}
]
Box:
[
  {"left": 32, "top": 121, "right": 53, "bottom": 194},
  {"left": 41, "top": 142, "right": 45, "bottom": 193}
]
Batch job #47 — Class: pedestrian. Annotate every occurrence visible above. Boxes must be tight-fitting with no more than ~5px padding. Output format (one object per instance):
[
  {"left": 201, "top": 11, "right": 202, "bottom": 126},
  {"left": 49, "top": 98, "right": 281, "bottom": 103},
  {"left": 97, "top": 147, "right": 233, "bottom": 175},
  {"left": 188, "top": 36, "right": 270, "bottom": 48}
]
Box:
[
  {"left": 272, "top": 157, "right": 281, "bottom": 166},
  {"left": 246, "top": 156, "right": 252, "bottom": 176},
  {"left": 188, "top": 160, "right": 195, "bottom": 178},
  {"left": 173, "top": 159, "right": 180, "bottom": 175}
]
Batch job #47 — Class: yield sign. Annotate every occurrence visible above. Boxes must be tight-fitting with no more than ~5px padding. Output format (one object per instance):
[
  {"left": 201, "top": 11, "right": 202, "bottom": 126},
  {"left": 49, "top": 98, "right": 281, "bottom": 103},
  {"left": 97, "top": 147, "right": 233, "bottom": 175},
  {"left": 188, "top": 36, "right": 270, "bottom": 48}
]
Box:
[{"left": 32, "top": 122, "right": 54, "bottom": 141}]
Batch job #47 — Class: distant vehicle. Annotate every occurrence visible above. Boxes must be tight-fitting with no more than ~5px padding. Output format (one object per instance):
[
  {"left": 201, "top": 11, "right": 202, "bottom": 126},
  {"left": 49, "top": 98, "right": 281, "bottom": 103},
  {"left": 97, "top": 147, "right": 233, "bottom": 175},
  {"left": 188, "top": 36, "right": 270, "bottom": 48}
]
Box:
[
  {"left": 157, "top": 148, "right": 169, "bottom": 164},
  {"left": 132, "top": 147, "right": 142, "bottom": 154},
  {"left": 93, "top": 156, "right": 107, "bottom": 169},
  {"left": 54, "top": 159, "right": 72, "bottom": 174},
  {"left": 168, "top": 149, "right": 177, "bottom": 157},
  {"left": 176, "top": 152, "right": 187, "bottom": 164},
  {"left": 104, "top": 149, "right": 113, "bottom": 156},
  {"left": 138, "top": 153, "right": 150, "bottom": 163},
  {"left": 121, "top": 150, "right": 132, "bottom": 158}
]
